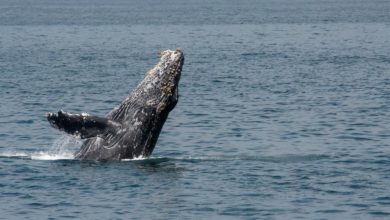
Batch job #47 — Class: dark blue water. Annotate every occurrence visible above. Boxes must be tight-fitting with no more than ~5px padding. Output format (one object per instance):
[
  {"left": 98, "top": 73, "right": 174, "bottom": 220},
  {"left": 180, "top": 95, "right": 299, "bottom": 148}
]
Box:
[{"left": 1, "top": 0, "right": 390, "bottom": 219}]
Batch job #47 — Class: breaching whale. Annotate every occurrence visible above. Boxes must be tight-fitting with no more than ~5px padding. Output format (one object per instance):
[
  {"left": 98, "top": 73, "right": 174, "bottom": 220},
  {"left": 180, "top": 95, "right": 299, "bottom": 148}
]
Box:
[{"left": 47, "top": 49, "right": 184, "bottom": 160}]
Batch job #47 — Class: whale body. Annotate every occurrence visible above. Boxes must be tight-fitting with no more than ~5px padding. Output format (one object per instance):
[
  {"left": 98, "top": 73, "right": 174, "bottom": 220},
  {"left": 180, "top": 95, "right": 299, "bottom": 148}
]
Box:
[{"left": 47, "top": 49, "right": 184, "bottom": 160}]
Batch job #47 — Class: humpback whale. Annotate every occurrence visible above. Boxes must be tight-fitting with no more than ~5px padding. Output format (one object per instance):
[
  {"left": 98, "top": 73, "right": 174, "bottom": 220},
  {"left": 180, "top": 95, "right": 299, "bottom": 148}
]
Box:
[{"left": 47, "top": 49, "right": 184, "bottom": 160}]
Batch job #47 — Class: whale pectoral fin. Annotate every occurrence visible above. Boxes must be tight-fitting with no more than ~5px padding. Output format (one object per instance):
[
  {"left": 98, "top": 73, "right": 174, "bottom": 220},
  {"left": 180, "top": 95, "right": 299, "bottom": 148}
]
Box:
[{"left": 46, "top": 110, "right": 121, "bottom": 139}]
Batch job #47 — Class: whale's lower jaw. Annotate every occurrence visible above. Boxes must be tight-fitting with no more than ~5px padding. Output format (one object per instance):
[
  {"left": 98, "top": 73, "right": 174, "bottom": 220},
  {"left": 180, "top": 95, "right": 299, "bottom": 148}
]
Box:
[{"left": 47, "top": 49, "right": 184, "bottom": 161}]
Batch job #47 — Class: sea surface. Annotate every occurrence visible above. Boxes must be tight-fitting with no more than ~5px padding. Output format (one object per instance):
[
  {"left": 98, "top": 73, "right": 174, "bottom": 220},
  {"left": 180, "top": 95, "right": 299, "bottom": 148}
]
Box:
[{"left": 1, "top": 0, "right": 390, "bottom": 219}]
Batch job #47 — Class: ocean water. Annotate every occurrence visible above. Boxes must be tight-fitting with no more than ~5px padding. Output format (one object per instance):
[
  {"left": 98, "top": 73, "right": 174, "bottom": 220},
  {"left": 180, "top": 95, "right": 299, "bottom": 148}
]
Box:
[{"left": 1, "top": 0, "right": 390, "bottom": 219}]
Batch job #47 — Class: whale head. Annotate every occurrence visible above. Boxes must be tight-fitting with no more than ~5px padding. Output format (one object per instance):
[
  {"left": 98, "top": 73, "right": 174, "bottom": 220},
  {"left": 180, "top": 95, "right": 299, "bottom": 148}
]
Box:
[{"left": 143, "top": 49, "right": 184, "bottom": 114}]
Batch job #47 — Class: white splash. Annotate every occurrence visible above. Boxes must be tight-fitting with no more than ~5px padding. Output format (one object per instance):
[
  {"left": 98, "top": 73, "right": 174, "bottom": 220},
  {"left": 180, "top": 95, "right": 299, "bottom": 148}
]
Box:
[
  {"left": 30, "top": 151, "right": 74, "bottom": 160},
  {"left": 0, "top": 151, "right": 75, "bottom": 160},
  {"left": 0, "top": 135, "right": 80, "bottom": 161},
  {"left": 81, "top": 112, "right": 90, "bottom": 117},
  {"left": 121, "top": 155, "right": 147, "bottom": 161},
  {"left": 0, "top": 152, "right": 29, "bottom": 158}
]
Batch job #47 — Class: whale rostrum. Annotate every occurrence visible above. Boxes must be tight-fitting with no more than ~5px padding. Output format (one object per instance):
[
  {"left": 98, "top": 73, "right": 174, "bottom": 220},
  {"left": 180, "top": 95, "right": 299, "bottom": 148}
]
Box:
[{"left": 47, "top": 49, "right": 184, "bottom": 160}]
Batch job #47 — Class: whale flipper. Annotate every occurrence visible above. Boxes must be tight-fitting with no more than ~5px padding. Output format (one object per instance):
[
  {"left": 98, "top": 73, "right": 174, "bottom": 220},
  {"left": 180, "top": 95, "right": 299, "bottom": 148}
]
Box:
[{"left": 46, "top": 110, "right": 121, "bottom": 139}]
